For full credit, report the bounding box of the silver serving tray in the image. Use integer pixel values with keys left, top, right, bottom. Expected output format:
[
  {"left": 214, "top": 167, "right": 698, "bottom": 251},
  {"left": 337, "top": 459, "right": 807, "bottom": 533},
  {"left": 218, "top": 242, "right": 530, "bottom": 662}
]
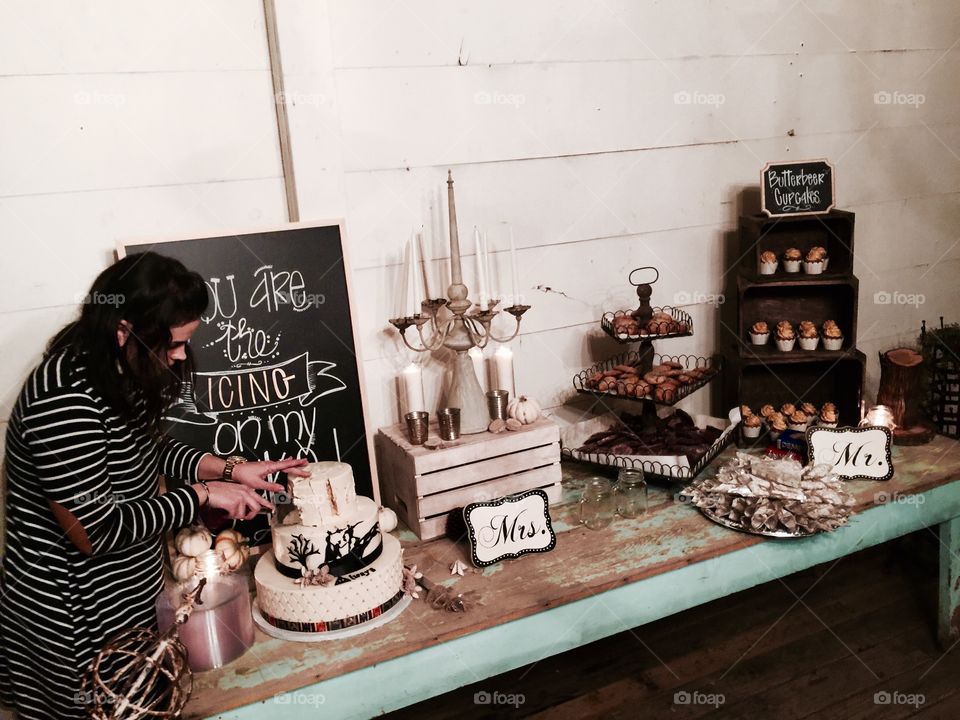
[{"left": 697, "top": 503, "right": 819, "bottom": 539}]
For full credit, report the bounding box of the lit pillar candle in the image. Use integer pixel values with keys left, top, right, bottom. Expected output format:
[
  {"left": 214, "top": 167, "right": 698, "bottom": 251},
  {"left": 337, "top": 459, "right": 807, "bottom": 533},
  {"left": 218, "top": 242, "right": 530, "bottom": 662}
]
[
  {"left": 494, "top": 345, "right": 515, "bottom": 396},
  {"left": 468, "top": 346, "right": 487, "bottom": 393},
  {"left": 401, "top": 362, "right": 425, "bottom": 412}
]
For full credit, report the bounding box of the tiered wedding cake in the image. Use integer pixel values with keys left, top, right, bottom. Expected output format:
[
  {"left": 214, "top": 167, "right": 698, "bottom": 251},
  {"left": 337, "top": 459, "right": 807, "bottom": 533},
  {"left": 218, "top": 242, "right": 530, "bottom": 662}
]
[{"left": 254, "top": 461, "right": 405, "bottom": 633}]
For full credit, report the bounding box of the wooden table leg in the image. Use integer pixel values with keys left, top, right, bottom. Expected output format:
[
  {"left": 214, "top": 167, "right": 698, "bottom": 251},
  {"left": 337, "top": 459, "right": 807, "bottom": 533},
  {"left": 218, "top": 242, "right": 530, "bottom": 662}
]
[{"left": 938, "top": 516, "right": 960, "bottom": 648}]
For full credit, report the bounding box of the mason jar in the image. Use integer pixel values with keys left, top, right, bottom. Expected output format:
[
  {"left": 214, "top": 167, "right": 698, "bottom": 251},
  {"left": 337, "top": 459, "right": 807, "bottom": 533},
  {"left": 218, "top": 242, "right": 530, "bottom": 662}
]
[
  {"left": 614, "top": 467, "right": 648, "bottom": 518},
  {"left": 579, "top": 477, "right": 616, "bottom": 530}
]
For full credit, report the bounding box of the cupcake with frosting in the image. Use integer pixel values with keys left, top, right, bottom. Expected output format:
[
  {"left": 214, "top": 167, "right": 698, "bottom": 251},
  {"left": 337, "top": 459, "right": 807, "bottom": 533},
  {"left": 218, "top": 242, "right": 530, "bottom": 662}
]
[
  {"left": 781, "top": 402, "right": 796, "bottom": 417},
  {"left": 750, "top": 321, "right": 770, "bottom": 345},
  {"left": 788, "top": 409, "right": 810, "bottom": 432},
  {"left": 801, "top": 402, "right": 818, "bottom": 418},
  {"left": 798, "top": 320, "right": 819, "bottom": 350},
  {"left": 822, "top": 320, "right": 844, "bottom": 350},
  {"left": 804, "top": 246, "right": 828, "bottom": 274},
  {"left": 740, "top": 404, "right": 753, "bottom": 419},
  {"left": 819, "top": 403, "right": 838, "bottom": 428},
  {"left": 759, "top": 404, "right": 776, "bottom": 419},
  {"left": 759, "top": 250, "right": 778, "bottom": 275},
  {"left": 776, "top": 321, "right": 796, "bottom": 351},
  {"left": 743, "top": 414, "right": 763, "bottom": 438},
  {"left": 768, "top": 413, "right": 788, "bottom": 439},
  {"left": 783, "top": 247, "right": 802, "bottom": 273}
]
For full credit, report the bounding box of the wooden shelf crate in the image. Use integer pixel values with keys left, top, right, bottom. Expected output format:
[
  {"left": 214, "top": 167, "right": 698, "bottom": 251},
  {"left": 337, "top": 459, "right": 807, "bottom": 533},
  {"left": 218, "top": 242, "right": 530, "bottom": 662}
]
[
  {"left": 739, "top": 209, "right": 855, "bottom": 280},
  {"left": 375, "top": 417, "right": 562, "bottom": 541}
]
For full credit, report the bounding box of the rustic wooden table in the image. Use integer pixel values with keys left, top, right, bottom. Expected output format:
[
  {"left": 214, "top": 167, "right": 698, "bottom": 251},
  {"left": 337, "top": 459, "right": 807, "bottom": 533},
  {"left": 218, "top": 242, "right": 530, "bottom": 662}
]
[{"left": 186, "top": 436, "right": 960, "bottom": 720}]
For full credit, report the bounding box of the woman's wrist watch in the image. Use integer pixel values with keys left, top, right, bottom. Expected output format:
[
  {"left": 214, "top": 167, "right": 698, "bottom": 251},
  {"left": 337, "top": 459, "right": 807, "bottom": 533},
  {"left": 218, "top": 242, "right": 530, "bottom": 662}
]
[{"left": 222, "top": 455, "right": 247, "bottom": 481}]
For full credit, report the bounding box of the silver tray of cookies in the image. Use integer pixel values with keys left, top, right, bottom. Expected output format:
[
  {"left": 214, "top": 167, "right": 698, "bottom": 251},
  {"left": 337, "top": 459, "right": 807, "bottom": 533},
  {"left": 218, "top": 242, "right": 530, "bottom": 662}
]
[
  {"left": 696, "top": 504, "right": 817, "bottom": 538},
  {"left": 573, "top": 350, "right": 721, "bottom": 406},
  {"left": 601, "top": 306, "right": 693, "bottom": 343}
]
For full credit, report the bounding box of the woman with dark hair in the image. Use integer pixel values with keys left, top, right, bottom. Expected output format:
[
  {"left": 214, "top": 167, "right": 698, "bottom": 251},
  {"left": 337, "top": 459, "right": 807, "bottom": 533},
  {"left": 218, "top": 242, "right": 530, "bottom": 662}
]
[{"left": 0, "top": 252, "right": 308, "bottom": 719}]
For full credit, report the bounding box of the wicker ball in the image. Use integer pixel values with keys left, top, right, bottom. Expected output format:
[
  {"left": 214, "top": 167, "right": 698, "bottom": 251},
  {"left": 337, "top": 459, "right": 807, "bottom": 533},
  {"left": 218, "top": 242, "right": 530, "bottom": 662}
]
[{"left": 84, "top": 626, "right": 192, "bottom": 719}]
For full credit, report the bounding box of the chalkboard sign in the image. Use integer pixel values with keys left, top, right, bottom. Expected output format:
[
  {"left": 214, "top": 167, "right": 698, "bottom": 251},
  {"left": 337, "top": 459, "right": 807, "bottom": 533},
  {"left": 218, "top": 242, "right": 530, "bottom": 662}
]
[
  {"left": 761, "top": 159, "right": 835, "bottom": 217},
  {"left": 120, "top": 222, "right": 375, "bottom": 544}
]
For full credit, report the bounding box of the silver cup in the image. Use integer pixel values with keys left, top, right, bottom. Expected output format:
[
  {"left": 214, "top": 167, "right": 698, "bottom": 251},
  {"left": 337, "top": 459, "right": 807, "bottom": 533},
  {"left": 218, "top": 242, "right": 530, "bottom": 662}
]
[
  {"left": 486, "top": 390, "right": 510, "bottom": 421},
  {"left": 437, "top": 408, "right": 461, "bottom": 441},
  {"left": 404, "top": 411, "right": 429, "bottom": 445}
]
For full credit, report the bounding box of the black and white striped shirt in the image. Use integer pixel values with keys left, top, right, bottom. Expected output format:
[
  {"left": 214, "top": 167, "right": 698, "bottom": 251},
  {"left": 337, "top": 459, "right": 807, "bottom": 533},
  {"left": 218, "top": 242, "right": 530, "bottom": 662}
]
[{"left": 1, "top": 348, "right": 207, "bottom": 719}]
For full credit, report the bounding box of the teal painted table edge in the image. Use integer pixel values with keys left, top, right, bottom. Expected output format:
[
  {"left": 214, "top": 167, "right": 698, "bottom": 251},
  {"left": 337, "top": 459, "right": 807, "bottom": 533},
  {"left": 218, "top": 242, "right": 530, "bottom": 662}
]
[{"left": 206, "top": 480, "right": 960, "bottom": 720}]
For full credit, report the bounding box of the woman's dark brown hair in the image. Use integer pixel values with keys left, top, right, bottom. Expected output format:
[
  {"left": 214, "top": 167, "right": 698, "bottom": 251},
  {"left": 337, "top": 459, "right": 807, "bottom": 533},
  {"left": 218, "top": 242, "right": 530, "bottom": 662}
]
[{"left": 48, "top": 252, "right": 208, "bottom": 434}]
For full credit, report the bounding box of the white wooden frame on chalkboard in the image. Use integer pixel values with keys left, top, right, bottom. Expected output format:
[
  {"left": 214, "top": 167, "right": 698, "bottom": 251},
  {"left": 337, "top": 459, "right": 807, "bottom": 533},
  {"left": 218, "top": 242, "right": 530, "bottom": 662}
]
[
  {"left": 117, "top": 219, "right": 381, "bottom": 503},
  {"left": 760, "top": 158, "right": 836, "bottom": 218}
]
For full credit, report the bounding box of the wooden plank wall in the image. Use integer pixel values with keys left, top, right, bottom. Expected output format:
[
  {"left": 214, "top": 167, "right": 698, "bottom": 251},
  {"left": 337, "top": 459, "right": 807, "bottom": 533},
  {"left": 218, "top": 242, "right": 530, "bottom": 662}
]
[
  {"left": 277, "top": 0, "right": 960, "bottom": 430},
  {"left": 2, "top": 1, "right": 959, "bottom": 541}
]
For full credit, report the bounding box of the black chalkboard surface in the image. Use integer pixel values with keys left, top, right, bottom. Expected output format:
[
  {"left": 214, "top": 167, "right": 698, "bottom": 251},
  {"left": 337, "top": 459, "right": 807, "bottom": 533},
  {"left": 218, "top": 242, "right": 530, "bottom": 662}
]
[
  {"left": 761, "top": 159, "right": 835, "bottom": 217},
  {"left": 120, "top": 222, "right": 375, "bottom": 544}
]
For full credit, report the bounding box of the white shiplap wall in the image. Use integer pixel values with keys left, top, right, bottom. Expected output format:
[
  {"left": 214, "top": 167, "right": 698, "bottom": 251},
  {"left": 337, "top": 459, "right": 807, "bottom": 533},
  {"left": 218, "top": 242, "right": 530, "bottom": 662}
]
[
  {"left": 2, "top": 1, "right": 959, "bottom": 514},
  {"left": 0, "top": 0, "right": 288, "bottom": 544},
  {"left": 281, "top": 0, "right": 960, "bottom": 428}
]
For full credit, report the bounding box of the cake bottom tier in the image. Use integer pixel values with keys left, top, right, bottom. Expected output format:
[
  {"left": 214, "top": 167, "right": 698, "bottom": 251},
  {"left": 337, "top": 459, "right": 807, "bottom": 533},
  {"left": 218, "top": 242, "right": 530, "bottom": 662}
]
[{"left": 255, "top": 533, "right": 404, "bottom": 633}]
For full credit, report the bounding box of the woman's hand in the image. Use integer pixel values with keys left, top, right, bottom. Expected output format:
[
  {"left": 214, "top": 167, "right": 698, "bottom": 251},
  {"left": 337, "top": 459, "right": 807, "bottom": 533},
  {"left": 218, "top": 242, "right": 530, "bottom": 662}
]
[
  {"left": 230, "top": 458, "right": 310, "bottom": 492},
  {"left": 202, "top": 481, "right": 274, "bottom": 521}
]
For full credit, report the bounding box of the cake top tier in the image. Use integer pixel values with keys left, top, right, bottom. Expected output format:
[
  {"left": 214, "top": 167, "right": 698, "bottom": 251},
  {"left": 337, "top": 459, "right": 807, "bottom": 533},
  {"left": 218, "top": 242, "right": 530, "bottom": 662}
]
[{"left": 290, "top": 461, "right": 357, "bottom": 525}]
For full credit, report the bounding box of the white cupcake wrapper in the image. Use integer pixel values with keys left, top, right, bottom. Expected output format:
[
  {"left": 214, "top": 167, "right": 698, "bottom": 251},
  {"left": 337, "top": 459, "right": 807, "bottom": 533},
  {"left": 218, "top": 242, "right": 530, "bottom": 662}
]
[
  {"left": 799, "top": 337, "right": 819, "bottom": 350},
  {"left": 822, "top": 336, "right": 844, "bottom": 350},
  {"left": 803, "top": 261, "right": 824, "bottom": 274},
  {"left": 783, "top": 260, "right": 801, "bottom": 272},
  {"left": 776, "top": 338, "right": 796, "bottom": 351},
  {"left": 750, "top": 332, "right": 770, "bottom": 345},
  {"left": 759, "top": 261, "right": 778, "bottom": 275},
  {"left": 743, "top": 425, "right": 762, "bottom": 438}
]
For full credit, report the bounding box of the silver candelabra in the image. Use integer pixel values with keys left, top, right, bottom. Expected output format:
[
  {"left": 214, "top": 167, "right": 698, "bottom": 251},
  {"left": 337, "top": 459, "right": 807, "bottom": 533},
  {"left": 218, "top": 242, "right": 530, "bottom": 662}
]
[{"left": 388, "top": 171, "right": 530, "bottom": 434}]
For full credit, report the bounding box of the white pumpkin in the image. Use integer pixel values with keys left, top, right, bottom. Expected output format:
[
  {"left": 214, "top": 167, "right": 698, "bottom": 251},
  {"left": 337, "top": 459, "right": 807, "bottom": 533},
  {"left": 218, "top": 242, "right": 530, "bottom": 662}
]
[
  {"left": 171, "top": 553, "right": 198, "bottom": 581},
  {"left": 214, "top": 529, "right": 246, "bottom": 549},
  {"left": 378, "top": 506, "right": 399, "bottom": 533},
  {"left": 175, "top": 525, "right": 212, "bottom": 557},
  {"left": 507, "top": 395, "right": 542, "bottom": 425},
  {"left": 218, "top": 541, "right": 250, "bottom": 572}
]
